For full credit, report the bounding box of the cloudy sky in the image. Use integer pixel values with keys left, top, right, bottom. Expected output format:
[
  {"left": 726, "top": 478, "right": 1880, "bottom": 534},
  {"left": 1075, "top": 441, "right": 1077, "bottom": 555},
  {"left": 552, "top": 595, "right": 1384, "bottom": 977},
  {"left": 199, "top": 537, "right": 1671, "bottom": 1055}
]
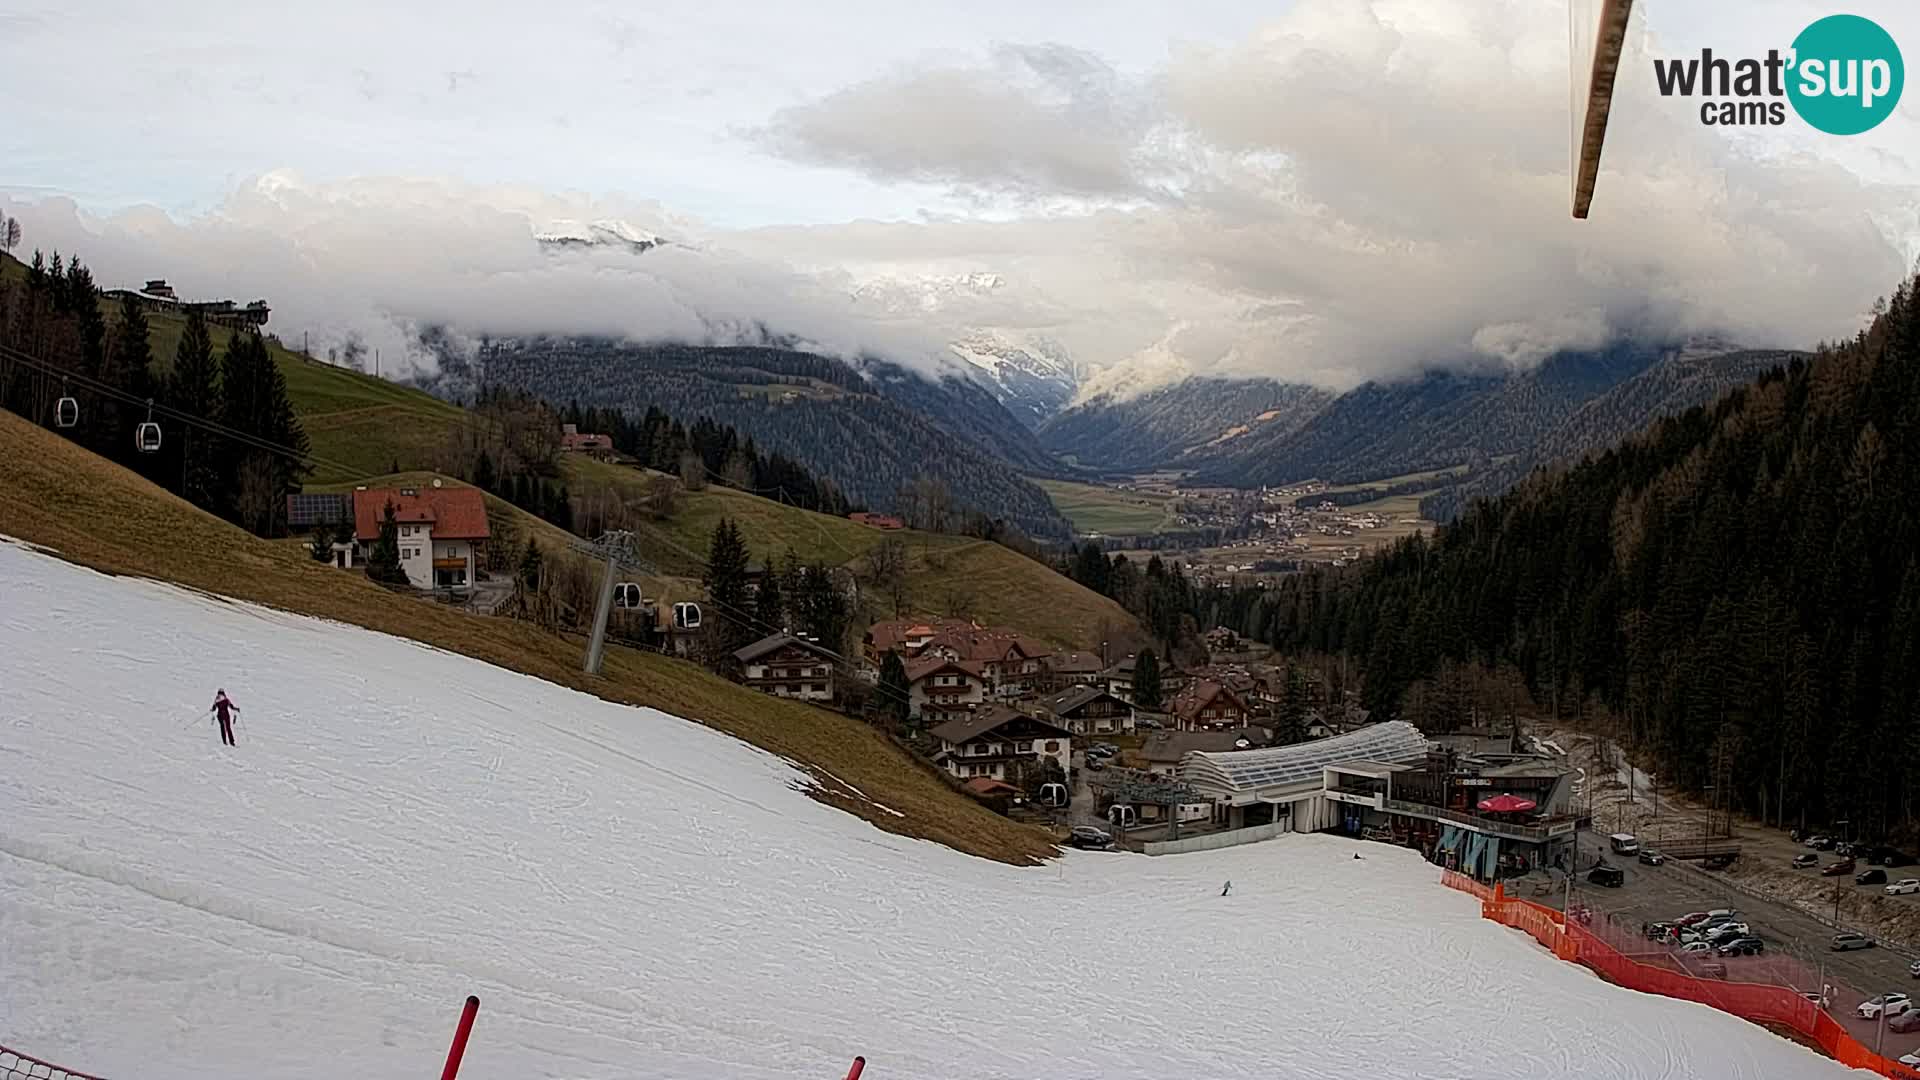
[{"left": 2, "top": 0, "right": 1916, "bottom": 394}]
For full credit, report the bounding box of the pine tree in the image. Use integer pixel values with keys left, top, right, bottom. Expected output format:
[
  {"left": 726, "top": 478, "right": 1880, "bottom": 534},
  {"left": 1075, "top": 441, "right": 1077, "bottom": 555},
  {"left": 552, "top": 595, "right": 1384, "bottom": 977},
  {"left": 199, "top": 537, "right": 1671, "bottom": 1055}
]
[
  {"left": 474, "top": 448, "right": 496, "bottom": 493},
  {"left": 878, "top": 649, "right": 911, "bottom": 730},
  {"left": 797, "top": 562, "right": 851, "bottom": 654},
  {"left": 1277, "top": 663, "right": 1307, "bottom": 745},
  {"left": 365, "top": 502, "right": 409, "bottom": 585},
  {"left": 754, "top": 554, "right": 787, "bottom": 632},
  {"left": 517, "top": 542, "right": 545, "bottom": 592},
  {"left": 703, "top": 517, "right": 753, "bottom": 656},
  {"left": 168, "top": 309, "right": 221, "bottom": 511},
  {"left": 1134, "top": 648, "right": 1163, "bottom": 710},
  {"left": 309, "top": 522, "right": 334, "bottom": 562}
]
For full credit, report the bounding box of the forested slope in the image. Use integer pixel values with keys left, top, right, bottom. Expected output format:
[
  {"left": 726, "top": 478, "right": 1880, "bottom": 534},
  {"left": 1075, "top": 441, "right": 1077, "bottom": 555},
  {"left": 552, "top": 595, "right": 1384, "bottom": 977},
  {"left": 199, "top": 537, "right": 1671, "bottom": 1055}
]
[
  {"left": 1206, "top": 272, "right": 1920, "bottom": 838},
  {"left": 1418, "top": 348, "right": 1805, "bottom": 520},
  {"left": 475, "top": 341, "right": 1070, "bottom": 539}
]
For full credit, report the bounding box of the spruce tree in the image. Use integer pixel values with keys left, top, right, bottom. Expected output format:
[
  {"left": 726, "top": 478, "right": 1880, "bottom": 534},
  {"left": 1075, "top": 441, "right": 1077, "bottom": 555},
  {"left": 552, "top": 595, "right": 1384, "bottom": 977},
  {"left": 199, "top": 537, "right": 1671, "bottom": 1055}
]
[
  {"left": 797, "top": 562, "right": 851, "bottom": 654},
  {"left": 1134, "top": 648, "right": 1163, "bottom": 710},
  {"left": 309, "top": 522, "right": 335, "bottom": 562},
  {"left": 517, "top": 542, "right": 545, "bottom": 592},
  {"left": 366, "top": 502, "right": 409, "bottom": 585},
  {"left": 168, "top": 309, "right": 222, "bottom": 511},
  {"left": 754, "top": 553, "right": 787, "bottom": 632},
  {"left": 878, "top": 649, "right": 911, "bottom": 730},
  {"left": 104, "top": 291, "right": 156, "bottom": 470},
  {"left": 703, "top": 517, "right": 752, "bottom": 655},
  {"left": 1277, "top": 663, "right": 1307, "bottom": 745},
  {"left": 474, "top": 448, "right": 496, "bottom": 493}
]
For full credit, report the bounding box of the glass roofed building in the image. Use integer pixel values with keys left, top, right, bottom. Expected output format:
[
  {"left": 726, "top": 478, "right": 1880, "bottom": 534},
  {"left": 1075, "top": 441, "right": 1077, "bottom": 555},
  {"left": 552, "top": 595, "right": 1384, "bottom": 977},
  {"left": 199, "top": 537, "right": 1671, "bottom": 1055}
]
[{"left": 1180, "top": 721, "right": 1432, "bottom": 832}]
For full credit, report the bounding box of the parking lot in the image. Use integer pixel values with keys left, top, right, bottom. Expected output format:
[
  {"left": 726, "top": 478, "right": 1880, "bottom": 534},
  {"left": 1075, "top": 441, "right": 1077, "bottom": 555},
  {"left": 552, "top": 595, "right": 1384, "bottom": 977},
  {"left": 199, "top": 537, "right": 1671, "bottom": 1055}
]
[{"left": 1567, "top": 853, "right": 1920, "bottom": 1063}]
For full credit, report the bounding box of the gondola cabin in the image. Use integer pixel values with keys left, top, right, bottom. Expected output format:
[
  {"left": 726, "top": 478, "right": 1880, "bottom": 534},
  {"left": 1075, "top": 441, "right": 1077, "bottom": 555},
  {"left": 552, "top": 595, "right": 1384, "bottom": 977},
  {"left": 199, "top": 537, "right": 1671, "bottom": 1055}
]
[{"left": 55, "top": 396, "right": 78, "bottom": 428}]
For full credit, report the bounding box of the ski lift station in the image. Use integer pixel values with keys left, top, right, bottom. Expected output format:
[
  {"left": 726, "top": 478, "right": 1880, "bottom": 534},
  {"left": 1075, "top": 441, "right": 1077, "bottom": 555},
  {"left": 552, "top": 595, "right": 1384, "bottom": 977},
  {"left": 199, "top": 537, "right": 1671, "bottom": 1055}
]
[
  {"left": 1179, "top": 720, "right": 1583, "bottom": 881},
  {"left": 1181, "top": 721, "right": 1434, "bottom": 833}
]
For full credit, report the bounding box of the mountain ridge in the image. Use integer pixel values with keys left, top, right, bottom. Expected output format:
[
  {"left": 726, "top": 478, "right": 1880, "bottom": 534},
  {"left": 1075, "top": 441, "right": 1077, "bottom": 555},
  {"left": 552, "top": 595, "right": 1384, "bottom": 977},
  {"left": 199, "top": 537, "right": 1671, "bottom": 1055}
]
[{"left": 470, "top": 339, "right": 1074, "bottom": 539}]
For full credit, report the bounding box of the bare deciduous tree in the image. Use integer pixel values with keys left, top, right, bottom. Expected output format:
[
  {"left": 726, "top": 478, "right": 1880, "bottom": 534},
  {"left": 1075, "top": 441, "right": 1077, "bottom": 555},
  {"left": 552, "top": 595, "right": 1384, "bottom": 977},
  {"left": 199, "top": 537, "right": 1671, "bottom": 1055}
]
[
  {"left": 235, "top": 453, "right": 279, "bottom": 536},
  {"left": 649, "top": 473, "right": 680, "bottom": 519},
  {"left": 679, "top": 451, "right": 708, "bottom": 491}
]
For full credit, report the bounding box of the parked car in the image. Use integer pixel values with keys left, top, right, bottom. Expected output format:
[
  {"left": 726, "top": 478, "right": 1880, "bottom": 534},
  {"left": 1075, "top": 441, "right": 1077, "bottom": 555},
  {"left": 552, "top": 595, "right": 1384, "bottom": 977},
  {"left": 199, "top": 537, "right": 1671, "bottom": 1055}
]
[
  {"left": 1899, "top": 1050, "right": 1920, "bottom": 1069},
  {"left": 1679, "top": 941, "right": 1715, "bottom": 954},
  {"left": 1792, "top": 853, "right": 1819, "bottom": 869},
  {"left": 1857, "top": 993, "right": 1911, "bottom": 1019},
  {"left": 1677, "top": 911, "right": 1712, "bottom": 926},
  {"left": 1088, "top": 743, "right": 1120, "bottom": 758},
  {"left": 1639, "top": 849, "right": 1667, "bottom": 866},
  {"left": 1836, "top": 842, "right": 1856, "bottom": 857},
  {"left": 1888, "top": 850, "right": 1917, "bottom": 867},
  {"left": 1831, "top": 932, "right": 1877, "bottom": 951},
  {"left": 1705, "top": 923, "right": 1752, "bottom": 943},
  {"left": 1717, "top": 937, "right": 1766, "bottom": 956},
  {"left": 1891, "top": 1008, "right": 1920, "bottom": 1033},
  {"left": 1645, "top": 921, "right": 1677, "bottom": 940},
  {"left": 1823, "top": 859, "right": 1857, "bottom": 876},
  {"left": 1800, "top": 990, "right": 1833, "bottom": 1008},
  {"left": 1888, "top": 879, "right": 1920, "bottom": 896},
  {"left": 1084, "top": 757, "right": 1107, "bottom": 772},
  {"left": 1858, "top": 868, "right": 1889, "bottom": 885},
  {"left": 1909, "top": 959, "right": 1920, "bottom": 980},
  {"left": 1067, "top": 826, "right": 1114, "bottom": 850},
  {"left": 1806, "top": 835, "right": 1833, "bottom": 849},
  {"left": 1587, "top": 865, "right": 1625, "bottom": 888}
]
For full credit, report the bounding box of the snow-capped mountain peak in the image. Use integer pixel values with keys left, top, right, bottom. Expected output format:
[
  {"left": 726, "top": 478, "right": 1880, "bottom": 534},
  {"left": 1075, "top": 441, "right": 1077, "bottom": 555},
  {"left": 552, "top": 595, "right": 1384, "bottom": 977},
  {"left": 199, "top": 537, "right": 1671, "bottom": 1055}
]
[
  {"left": 947, "top": 330, "right": 1081, "bottom": 430},
  {"left": 533, "top": 218, "right": 667, "bottom": 254}
]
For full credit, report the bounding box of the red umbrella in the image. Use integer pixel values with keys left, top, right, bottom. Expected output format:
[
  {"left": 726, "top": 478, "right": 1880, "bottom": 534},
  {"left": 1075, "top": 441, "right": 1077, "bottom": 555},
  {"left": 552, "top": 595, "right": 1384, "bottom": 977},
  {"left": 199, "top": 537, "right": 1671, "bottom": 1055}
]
[{"left": 1477, "top": 793, "right": 1537, "bottom": 813}]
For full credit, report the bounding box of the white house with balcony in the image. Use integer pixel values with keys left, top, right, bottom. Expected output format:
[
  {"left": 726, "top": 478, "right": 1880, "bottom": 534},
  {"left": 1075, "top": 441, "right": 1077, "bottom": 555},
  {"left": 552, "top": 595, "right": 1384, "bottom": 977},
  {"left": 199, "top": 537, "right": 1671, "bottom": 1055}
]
[
  {"left": 928, "top": 705, "right": 1072, "bottom": 784},
  {"left": 351, "top": 483, "right": 490, "bottom": 591}
]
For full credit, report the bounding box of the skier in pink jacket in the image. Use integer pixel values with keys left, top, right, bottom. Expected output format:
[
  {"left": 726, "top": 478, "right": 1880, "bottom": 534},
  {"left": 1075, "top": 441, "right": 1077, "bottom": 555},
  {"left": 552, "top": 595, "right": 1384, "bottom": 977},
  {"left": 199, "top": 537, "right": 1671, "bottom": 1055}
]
[{"left": 211, "top": 689, "right": 240, "bottom": 746}]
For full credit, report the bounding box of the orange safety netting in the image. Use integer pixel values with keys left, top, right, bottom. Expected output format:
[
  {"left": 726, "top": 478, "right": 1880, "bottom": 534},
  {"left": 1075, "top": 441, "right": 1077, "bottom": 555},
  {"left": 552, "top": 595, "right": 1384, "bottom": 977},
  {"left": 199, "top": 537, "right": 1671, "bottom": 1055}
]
[{"left": 1441, "top": 874, "right": 1915, "bottom": 1077}]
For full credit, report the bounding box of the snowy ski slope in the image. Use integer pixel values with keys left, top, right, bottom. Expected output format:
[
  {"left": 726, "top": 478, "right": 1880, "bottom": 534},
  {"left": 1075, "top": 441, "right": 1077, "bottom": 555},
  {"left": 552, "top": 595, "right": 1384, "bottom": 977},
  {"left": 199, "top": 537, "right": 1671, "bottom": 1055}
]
[{"left": 0, "top": 540, "right": 1863, "bottom": 1079}]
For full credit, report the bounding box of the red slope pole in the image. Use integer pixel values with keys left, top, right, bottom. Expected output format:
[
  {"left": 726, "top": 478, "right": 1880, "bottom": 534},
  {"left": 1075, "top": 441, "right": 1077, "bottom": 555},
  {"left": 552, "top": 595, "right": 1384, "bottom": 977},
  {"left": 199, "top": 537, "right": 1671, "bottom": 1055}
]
[
  {"left": 441, "top": 995, "right": 481, "bottom": 1080},
  {"left": 844, "top": 1056, "right": 867, "bottom": 1080}
]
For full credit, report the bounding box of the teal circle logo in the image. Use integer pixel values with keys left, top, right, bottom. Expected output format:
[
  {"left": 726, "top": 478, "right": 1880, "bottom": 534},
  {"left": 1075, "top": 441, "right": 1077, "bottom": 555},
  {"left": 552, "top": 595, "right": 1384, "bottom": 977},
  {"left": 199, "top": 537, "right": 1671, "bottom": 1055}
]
[{"left": 1787, "top": 15, "right": 1903, "bottom": 135}]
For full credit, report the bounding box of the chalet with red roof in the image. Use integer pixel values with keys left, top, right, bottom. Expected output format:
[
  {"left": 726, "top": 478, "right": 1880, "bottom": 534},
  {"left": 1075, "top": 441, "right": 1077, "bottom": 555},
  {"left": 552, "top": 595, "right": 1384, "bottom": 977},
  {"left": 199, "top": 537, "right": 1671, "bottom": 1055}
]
[
  {"left": 559, "top": 423, "right": 614, "bottom": 457},
  {"left": 350, "top": 483, "right": 490, "bottom": 591},
  {"left": 847, "top": 512, "right": 904, "bottom": 530},
  {"left": 905, "top": 657, "right": 988, "bottom": 722},
  {"left": 929, "top": 704, "right": 1073, "bottom": 784},
  {"left": 1170, "top": 679, "right": 1253, "bottom": 732},
  {"left": 864, "top": 617, "right": 1053, "bottom": 698}
]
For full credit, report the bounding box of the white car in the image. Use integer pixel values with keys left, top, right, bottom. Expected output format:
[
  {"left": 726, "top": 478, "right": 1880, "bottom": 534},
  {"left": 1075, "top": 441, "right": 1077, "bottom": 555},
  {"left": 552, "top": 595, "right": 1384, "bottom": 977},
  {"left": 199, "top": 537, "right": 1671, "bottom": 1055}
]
[
  {"left": 1857, "top": 993, "right": 1911, "bottom": 1019},
  {"left": 1902, "top": 1050, "right": 1920, "bottom": 1069},
  {"left": 1887, "top": 879, "right": 1920, "bottom": 895},
  {"left": 1679, "top": 941, "right": 1714, "bottom": 954}
]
